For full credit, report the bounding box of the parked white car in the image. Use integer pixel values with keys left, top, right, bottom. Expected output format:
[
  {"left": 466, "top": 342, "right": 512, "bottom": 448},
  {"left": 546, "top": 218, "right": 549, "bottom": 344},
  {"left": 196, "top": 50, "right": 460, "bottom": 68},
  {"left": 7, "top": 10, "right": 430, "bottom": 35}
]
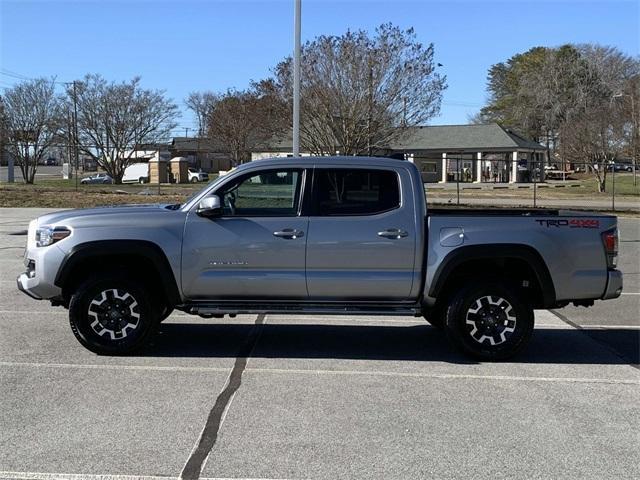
[
  {"left": 122, "top": 163, "right": 149, "bottom": 184},
  {"left": 188, "top": 168, "right": 209, "bottom": 183}
]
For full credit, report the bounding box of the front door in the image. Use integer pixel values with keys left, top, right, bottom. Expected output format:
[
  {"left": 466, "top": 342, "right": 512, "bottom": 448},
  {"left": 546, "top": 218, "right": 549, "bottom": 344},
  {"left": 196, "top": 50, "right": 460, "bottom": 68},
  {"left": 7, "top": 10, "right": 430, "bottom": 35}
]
[
  {"left": 305, "top": 167, "right": 416, "bottom": 300},
  {"left": 182, "top": 168, "right": 308, "bottom": 300}
]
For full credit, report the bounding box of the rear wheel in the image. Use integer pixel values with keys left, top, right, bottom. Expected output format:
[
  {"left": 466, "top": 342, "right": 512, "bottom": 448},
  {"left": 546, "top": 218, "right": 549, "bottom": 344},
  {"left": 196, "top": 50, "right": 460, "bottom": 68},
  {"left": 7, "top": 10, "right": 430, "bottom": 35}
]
[
  {"left": 69, "top": 274, "right": 159, "bottom": 355},
  {"left": 190, "top": 177, "right": 198, "bottom": 183},
  {"left": 444, "top": 281, "right": 534, "bottom": 360}
]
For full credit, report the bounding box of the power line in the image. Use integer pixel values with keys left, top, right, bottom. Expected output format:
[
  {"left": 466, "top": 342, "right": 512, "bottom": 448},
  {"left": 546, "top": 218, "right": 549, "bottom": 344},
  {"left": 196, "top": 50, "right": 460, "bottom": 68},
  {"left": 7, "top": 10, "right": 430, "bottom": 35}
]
[
  {"left": 0, "top": 69, "right": 32, "bottom": 81},
  {"left": 0, "top": 69, "right": 71, "bottom": 86}
]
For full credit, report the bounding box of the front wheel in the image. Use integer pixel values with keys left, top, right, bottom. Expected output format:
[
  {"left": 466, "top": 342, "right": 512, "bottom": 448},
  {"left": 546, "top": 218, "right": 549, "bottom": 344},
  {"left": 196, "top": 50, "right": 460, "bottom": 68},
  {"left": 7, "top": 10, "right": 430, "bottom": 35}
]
[
  {"left": 69, "top": 274, "right": 159, "bottom": 355},
  {"left": 444, "top": 282, "right": 534, "bottom": 360}
]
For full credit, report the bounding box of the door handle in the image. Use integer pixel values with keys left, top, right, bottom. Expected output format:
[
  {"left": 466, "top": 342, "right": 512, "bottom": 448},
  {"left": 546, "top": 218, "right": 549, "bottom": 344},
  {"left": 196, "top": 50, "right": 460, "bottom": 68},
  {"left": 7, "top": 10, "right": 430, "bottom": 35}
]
[
  {"left": 378, "top": 228, "right": 408, "bottom": 239},
  {"left": 273, "top": 228, "right": 304, "bottom": 239}
]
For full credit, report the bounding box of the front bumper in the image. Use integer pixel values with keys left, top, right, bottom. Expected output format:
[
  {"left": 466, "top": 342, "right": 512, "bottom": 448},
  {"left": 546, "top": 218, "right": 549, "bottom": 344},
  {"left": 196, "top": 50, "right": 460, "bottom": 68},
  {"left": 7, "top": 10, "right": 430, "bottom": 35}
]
[
  {"left": 601, "top": 269, "right": 623, "bottom": 300},
  {"left": 17, "top": 274, "right": 43, "bottom": 300},
  {"left": 16, "top": 243, "right": 65, "bottom": 301}
]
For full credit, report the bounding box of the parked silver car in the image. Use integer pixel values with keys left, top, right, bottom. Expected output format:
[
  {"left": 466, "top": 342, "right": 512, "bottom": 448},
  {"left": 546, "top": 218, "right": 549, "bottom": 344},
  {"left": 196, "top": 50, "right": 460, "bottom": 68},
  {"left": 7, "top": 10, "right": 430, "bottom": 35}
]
[{"left": 80, "top": 173, "right": 113, "bottom": 184}]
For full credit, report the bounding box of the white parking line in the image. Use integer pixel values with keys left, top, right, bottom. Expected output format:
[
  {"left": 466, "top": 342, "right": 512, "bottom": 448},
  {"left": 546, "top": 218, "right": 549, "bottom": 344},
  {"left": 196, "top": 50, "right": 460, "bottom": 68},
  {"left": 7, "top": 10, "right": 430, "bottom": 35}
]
[
  {"left": 0, "top": 473, "right": 294, "bottom": 480},
  {"left": 536, "top": 323, "right": 640, "bottom": 329},
  {"left": 0, "top": 473, "right": 173, "bottom": 480},
  {"left": 0, "top": 310, "right": 67, "bottom": 314},
  {"left": 243, "top": 367, "right": 640, "bottom": 385},
  {"left": 0, "top": 361, "right": 637, "bottom": 385},
  {"left": 0, "top": 361, "right": 230, "bottom": 373}
]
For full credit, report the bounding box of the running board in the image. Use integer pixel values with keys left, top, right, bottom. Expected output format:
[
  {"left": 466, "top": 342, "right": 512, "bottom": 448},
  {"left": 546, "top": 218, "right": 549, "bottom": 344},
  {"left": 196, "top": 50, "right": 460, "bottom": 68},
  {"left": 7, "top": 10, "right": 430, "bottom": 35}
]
[{"left": 182, "top": 302, "right": 422, "bottom": 317}]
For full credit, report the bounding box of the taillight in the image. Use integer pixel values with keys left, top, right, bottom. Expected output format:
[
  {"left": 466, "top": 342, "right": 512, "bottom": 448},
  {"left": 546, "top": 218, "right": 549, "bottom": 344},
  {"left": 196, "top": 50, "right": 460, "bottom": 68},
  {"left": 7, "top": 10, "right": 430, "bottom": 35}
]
[{"left": 602, "top": 228, "right": 618, "bottom": 269}]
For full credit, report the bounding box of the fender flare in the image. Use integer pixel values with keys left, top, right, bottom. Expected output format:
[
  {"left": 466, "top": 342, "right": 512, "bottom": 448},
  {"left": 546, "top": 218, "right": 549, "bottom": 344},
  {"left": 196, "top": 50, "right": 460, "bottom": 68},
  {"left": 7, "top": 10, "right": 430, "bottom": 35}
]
[
  {"left": 428, "top": 244, "right": 556, "bottom": 307},
  {"left": 54, "top": 240, "right": 181, "bottom": 307}
]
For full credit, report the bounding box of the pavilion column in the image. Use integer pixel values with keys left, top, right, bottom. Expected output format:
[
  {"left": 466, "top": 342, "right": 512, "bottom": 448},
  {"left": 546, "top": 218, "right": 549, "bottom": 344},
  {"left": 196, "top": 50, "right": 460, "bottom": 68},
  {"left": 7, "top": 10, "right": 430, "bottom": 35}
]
[
  {"left": 439, "top": 152, "right": 447, "bottom": 183},
  {"left": 537, "top": 152, "right": 545, "bottom": 182},
  {"left": 474, "top": 152, "right": 482, "bottom": 183},
  {"left": 510, "top": 151, "right": 518, "bottom": 183}
]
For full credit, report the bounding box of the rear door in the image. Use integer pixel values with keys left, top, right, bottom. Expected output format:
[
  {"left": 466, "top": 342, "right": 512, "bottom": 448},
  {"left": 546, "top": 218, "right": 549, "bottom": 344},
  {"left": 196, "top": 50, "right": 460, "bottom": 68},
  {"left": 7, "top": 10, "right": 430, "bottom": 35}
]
[
  {"left": 305, "top": 167, "right": 416, "bottom": 300},
  {"left": 181, "top": 167, "right": 309, "bottom": 300}
]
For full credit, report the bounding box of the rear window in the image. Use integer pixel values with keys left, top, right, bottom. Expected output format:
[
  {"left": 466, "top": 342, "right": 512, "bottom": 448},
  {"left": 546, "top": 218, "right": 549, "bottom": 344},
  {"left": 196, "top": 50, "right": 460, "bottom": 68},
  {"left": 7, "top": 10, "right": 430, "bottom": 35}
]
[{"left": 312, "top": 169, "right": 400, "bottom": 216}]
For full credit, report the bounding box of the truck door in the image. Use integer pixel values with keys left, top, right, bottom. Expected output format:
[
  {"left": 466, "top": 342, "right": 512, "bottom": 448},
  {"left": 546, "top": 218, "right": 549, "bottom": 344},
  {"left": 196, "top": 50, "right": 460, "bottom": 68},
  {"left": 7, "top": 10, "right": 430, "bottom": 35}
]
[
  {"left": 181, "top": 168, "right": 308, "bottom": 300},
  {"left": 305, "top": 167, "right": 416, "bottom": 300}
]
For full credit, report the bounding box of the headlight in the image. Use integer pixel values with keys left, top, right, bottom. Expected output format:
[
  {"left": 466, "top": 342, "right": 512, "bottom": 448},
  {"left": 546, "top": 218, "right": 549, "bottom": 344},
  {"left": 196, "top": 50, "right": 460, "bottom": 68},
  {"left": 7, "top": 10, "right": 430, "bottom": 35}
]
[{"left": 36, "top": 226, "right": 71, "bottom": 247}]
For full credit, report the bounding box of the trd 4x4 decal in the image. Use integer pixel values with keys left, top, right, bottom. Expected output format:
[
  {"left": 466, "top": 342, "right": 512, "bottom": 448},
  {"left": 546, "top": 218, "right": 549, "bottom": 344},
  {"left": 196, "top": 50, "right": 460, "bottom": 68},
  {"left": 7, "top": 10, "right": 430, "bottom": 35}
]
[{"left": 535, "top": 219, "right": 600, "bottom": 228}]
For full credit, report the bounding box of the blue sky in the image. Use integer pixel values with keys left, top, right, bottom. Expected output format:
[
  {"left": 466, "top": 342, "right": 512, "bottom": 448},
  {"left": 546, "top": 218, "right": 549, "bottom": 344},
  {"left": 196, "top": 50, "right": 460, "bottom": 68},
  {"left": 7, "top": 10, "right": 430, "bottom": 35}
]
[{"left": 1, "top": 0, "right": 638, "bottom": 135}]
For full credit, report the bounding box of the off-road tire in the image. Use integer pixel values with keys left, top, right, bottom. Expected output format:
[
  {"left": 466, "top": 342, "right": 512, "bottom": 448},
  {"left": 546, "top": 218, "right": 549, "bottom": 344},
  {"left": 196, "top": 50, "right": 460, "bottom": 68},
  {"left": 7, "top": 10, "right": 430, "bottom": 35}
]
[
  {"left": 69, "top": 273, "right": 159, "bottom": 355},
  {"left": 444, "top": 281, "right": 534, "bottom": 360}
]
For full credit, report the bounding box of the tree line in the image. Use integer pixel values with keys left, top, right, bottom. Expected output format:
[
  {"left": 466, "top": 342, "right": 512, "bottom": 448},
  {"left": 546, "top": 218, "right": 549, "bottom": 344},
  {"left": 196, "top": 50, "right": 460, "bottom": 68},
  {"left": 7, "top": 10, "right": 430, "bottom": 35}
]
[
  {"left": 0, "top": 24, "right": 446, "bottom": 184},
  {"left": 472, "top": 44, "right": 639, "bottom": 192},
  {"left": 1, "top": 24, "right": 637, "bottom": 191},
  {"left": 0, "top": 75, "right": 179, "bottom": 183}
]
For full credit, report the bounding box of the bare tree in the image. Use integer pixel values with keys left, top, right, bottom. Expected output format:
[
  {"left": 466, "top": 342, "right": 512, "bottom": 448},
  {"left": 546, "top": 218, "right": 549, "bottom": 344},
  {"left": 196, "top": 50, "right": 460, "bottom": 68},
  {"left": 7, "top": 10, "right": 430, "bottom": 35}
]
[
  {"left": 560, "top": 45, "right": 639, "bottom": 191},
  {"left": 561, "top": 109, "right": 620, "bottom": 192},
  {"left": 1, "top": 78, "right": 63, "bottom": 183},
  {"left": 479, "top": 43, "right": 639, "bottom": 187},
  {"left": 69, "top": 74, "right": 178, "bottom": 183},
  {"left": 185, "top": 91, "right": 217, "bottom": 136},
  {"left": 207, "top": 81, "right": 290, "bottom": 166},
  {"left": 270, "top": 23, "right": 446, "bottom": 155}
]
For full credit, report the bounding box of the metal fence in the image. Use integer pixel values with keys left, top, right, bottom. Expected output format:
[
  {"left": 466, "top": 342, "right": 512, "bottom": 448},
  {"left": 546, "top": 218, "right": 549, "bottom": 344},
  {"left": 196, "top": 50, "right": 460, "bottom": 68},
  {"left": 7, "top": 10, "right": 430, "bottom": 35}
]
[
  {"left": 1, "top": 157, "right": 639, "bottom": 212},
  {"left": 424, "top": 157, "right": 639, "bottom": 212}
]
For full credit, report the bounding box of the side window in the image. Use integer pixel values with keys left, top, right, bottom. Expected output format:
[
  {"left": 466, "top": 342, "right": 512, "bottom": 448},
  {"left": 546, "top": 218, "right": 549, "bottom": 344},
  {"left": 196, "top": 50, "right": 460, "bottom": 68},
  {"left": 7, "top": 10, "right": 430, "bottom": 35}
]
[
  {"left": 313, "top": 169, "right": 400, "bottom": 216},
  {"left": 218, "top": 169, "right": 302, "bottom": 216}
]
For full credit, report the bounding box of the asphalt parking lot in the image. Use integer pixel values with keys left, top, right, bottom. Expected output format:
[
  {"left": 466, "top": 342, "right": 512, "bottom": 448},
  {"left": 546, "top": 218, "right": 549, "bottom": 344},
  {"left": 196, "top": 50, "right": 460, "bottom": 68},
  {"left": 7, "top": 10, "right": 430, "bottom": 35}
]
[{"left": 0, "top": 208, "right": 638, "bottom": 480}]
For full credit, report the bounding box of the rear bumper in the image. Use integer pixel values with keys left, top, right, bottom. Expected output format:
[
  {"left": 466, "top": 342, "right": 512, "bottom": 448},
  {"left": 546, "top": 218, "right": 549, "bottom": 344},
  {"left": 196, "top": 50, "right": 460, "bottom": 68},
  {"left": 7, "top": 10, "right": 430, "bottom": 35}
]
[{"left": 601, "top": 269, "right": 623, "bottom": 300}]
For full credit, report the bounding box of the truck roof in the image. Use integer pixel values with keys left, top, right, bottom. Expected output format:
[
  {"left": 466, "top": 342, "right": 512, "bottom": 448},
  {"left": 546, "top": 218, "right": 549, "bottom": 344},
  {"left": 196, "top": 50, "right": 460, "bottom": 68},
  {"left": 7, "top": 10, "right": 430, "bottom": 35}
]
[{"left": 239, "top": 156, "right": 407, "bottom": 170}]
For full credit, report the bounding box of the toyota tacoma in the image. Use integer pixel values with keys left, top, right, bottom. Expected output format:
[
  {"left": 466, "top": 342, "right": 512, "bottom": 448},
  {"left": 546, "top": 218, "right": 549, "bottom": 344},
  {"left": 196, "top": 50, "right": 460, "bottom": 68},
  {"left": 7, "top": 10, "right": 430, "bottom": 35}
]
[{"left": 17, "top": 157, "right": 623, "bottom": 359}]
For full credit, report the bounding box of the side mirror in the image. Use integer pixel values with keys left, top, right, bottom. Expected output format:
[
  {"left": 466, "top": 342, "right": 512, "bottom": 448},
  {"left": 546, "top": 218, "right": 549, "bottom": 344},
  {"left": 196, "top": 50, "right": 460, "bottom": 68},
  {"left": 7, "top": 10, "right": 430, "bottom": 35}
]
[{"left": 196, "top": 195, "right": 222, "bottom": 217}]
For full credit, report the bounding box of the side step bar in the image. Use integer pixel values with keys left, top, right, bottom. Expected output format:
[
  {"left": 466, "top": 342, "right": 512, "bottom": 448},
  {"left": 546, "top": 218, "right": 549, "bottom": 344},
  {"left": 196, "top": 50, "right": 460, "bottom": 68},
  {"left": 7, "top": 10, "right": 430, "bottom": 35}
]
[{"left": 180, "top": 302, "right": 422, "bottom": 317}]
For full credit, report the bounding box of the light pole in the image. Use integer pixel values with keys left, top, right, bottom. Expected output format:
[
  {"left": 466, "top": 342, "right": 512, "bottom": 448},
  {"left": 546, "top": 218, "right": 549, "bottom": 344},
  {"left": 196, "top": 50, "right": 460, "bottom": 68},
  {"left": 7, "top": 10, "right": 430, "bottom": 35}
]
[
  {"left": 613, "top": 92, "right": 637, "bottom": 186},
  {"left": 72, "top": 81, "right": 79, "bottom": 191},
  {"left": 292, "top": 0, "right": 301, "bottom": 157}
]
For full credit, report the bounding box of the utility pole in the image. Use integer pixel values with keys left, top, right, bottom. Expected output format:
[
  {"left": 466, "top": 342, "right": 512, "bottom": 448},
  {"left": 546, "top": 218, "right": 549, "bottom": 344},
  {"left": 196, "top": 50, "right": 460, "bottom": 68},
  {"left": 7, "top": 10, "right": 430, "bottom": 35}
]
[
  {"left": 631, "top": 94, "right": 637, "bottom": 186},
  {"left": 367, "top": 60, "right": 373, "bottom": 156},
  {"left": 292, "top": 0, "right": 301, "bottom": 157}
]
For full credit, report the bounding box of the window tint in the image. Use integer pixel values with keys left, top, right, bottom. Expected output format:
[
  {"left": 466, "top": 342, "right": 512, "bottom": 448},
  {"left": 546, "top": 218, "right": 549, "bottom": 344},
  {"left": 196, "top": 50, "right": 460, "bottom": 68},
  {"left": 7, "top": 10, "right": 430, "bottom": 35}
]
[
  {"left": 313, "top": 169, "right": 400, "bottom": 216},
  {"left": 219, "top": 169, "right": 302, "bottom": 216}
]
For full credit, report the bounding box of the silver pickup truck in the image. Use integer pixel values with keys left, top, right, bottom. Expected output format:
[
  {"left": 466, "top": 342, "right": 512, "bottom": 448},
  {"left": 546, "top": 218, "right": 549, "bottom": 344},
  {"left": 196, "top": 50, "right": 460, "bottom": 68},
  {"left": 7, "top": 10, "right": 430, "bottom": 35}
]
[{"left": 17, "top": 157, "right": 622, "bottom": 359}]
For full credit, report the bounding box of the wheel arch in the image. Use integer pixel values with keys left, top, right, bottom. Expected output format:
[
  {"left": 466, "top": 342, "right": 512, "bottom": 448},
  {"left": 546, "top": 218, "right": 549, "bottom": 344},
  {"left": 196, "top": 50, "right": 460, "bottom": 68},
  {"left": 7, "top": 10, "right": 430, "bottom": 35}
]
[
  {"left": 428, "top": 244, "right": 556, "bottom": 308},
  {"left": 55, "top": 240, "right": 181, "bottom": 308}
]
